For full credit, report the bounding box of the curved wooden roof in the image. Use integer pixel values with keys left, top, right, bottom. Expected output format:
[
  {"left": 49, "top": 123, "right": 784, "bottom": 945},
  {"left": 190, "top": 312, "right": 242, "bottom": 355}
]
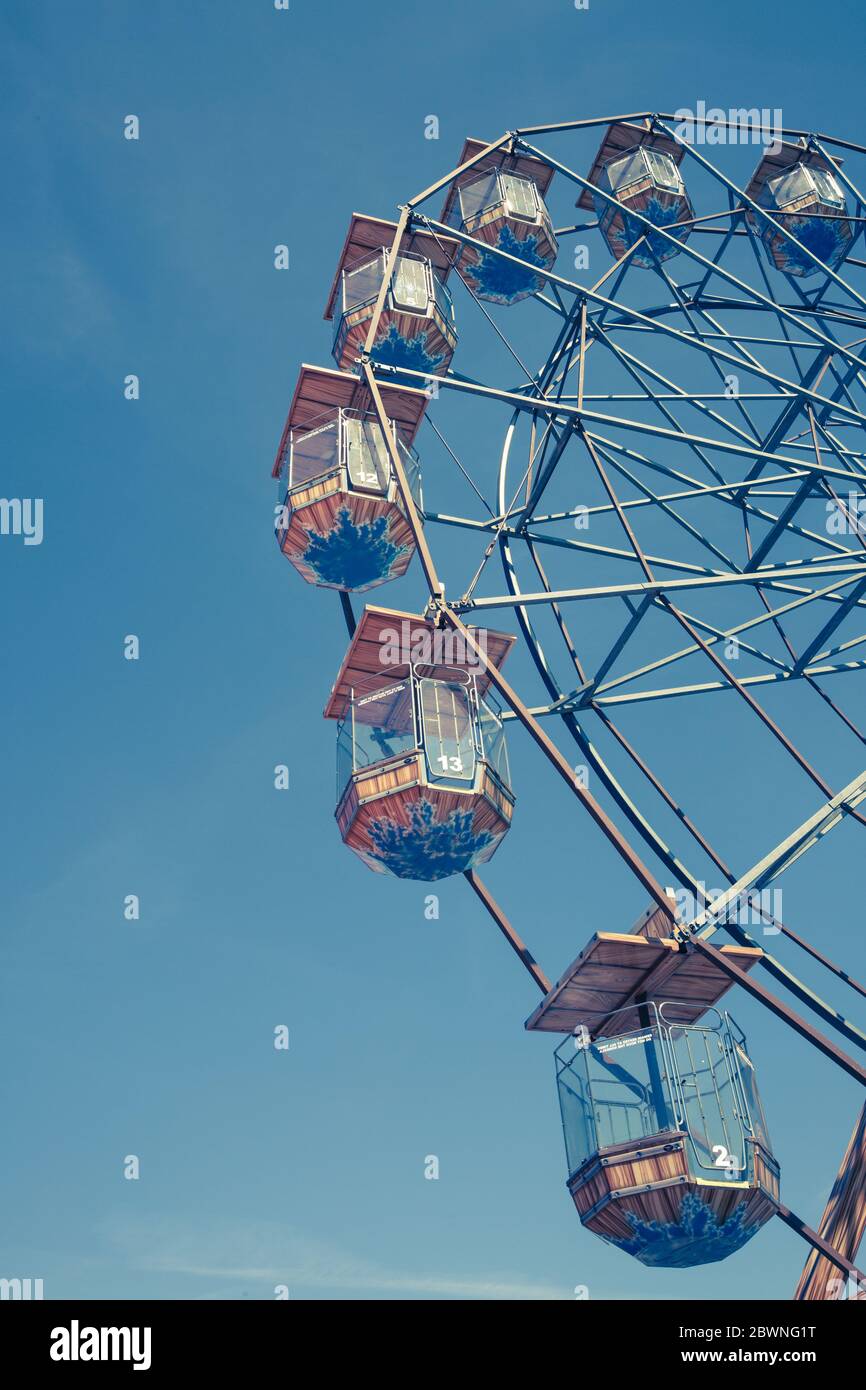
[
  {"left": 324, "top": 606, "right": 515, "bottom": 720},
  {"left": 271, "top": 365, "right": 429, "bottom": 478},
  {"left": 525, "top": 932, "right": 762, "bottom": 1036}
]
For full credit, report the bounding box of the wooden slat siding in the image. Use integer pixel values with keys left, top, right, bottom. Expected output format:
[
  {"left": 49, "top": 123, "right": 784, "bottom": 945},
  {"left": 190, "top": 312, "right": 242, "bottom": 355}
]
[
  {"left": 602, "top": 188, "right": 688, "bottom": 262},
  {"left": 618, "top": 183, "right": 682, "bottom": 216},
  {"left": 478, "top": 765, "right": 515, "bottom": 820},
  {"left": 632, "top": 892, "right": 679, "bottom": 939},
  {"left": 461, "top": 209, "right": 555, "bottom": 254},
  {"left": 578, "top": 120, "right": 687, "bottom": 210},
  {"left": 339, "top": 772, "right": 511, "bottom": 869},
  {"left": 340, "top": 763, "right": 423, "bottom": 848},
  {"left": 336, "top": 757, "right": 422, "bottom": 839},
  {"left": 582, "top": 1177, "right": 773, "bottom": 1246},
  {"left": 335, "top": 780, "right": 359, "bottom": 839},
  {"left": 285, "top": 474, "right": 341, "bottom": 512},
  {"left": 325, "top": 608, "right": 516, "bottom": 719},
  {"left": 351, "top": 782, "right": 510, "bottom": 839},
  {"left": 596, "top": 1179, "right": 691, "bottom": 1241},
  {"left": 742, "top": 1189, "right": 779, "bottom": 1228},
  {"left": 525, "top": 933, "right": 763, "bottom": 1035},
  {"left": 569, "top": 1125, "right": 779, "bottom": 1245},
  {"left": 280, "top": 490, "right": 416, "bottom": 588},
  {"left": 765, "top": 212, "right": 852, "bottom": 275},
  {"left": 795, "top": 1103, "right": 866, "bottom": 1300},
  {"left": 459, "top": 211, "right": 558, "bottom": 286},
  {"left": 389, "top": 308, "right": 454, "bottom": 347},
  {"left": 569, "top": 1134, "right": 687, "bottom": 1210},
  {"left": 354, "top": 758, "right": 422, "bottom": 803},
  {"left": 699, "top": 1182, "right": 751, "bottom": 1225},
  {"left": 752, "top": 1145, "right": 781, "bottom": 1204},
  {"left": 440, "top": 138, "right": 556, "bottom": 225}
]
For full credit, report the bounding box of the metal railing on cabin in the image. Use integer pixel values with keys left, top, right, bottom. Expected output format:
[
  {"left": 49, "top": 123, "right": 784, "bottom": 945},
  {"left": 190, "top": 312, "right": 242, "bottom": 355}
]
[
  {"left": 334, "top": 248, "right": 456, "bottom": 353},
  {"left": 335, "top": 669, "right": 511, "bottom": 805},
  {"left": 275, "top": 407, "right": 422, "bottom": 515}
]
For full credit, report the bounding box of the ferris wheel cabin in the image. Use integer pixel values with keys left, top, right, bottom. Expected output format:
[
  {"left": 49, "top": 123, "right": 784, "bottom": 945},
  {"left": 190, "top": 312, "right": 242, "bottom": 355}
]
[
  {"left": 325, "top": 215, "right": 460, "bottom": 378},
  {"left": 581, "top": 121, "right": 694, "bottom": 268},
  {"left": 272, "top": 365, "right": 429, "bottom": 591},
  {"left": 324, "top": 607, "right": 516, "bottom": 880},
  {"left": 744, "top": 141, "right": 855, "bottom": 278},
  {"left": 527, "top": 911, "right": 779, "bottom": 1268},
  {"left": 441, "top": 139, "right": 558, "bottom": 304}
]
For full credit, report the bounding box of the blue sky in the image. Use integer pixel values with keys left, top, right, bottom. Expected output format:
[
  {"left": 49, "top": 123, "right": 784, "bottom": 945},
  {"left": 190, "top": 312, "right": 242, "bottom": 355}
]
[{"left": 2, "top": 0, "right": 866, "bottom": 1300}]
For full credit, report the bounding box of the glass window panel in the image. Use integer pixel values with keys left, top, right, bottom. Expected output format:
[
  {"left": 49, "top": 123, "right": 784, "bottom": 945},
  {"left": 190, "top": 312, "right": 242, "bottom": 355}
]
[
  {"left": 342, "top": 255, "right": 385, "bottom": 312},
  {"left": 768, "top": 165, "right": 814, "bottom": 208},
  {"left": 351, "top": 682, "right": 417, "bottom": 770},
  {"left": 501, "top": 172, "right": 538, "bottom": 219},
  {"left": 733, "top": 1041, "right": 771, "bottom": 1151},
  {"left": 811, "top": 167, "right": 845, "bottom": 205},
  {"left": 289, "top": 420, "right": 339, "bottom": 487},
  {"left": 419, "top": 678, "right": 475, "bottom": 783},
  {"left": 645, "top": 149, "right": 680, "bottom": 191},
  {"left": 431, "top": 270, "right": 454, "bottom": 327},
  {"left": 336, "top": 716, "right": 354, "bottom": 800},
  {"left": 458, "top": 171, "right": 499, "bottom": 222},
  {"left": 392, "top": 255, "right": 429, "bottom": 310},
  {"left": 478, "top": 698, "right": 510, "bottom": 787},
  {"left": 398, "top": 439, "right": 423, "bottom": 510},
  {"left": 556, "top": 1045, "right": 595, "bottom": 1176},
  {"left": 586, "top": 1029, "right": 673, "bottom": 1148},
  {"left": 344, "top": 415, "right": 389, "bottom": 492},
  {"left": 605, "top": 149, "right": 647, "bottom": 193}
]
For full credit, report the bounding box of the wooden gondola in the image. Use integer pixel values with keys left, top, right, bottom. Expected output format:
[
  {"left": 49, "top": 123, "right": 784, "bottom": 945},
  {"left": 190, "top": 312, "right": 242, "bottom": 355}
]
[
  {"left": 527, "top": 907, "right": 780, "bottom": 1267},
  {"left": 442, "top": 139, "right": 558, "bottom": 303},
  {"left": 272, "top": 365, "right": 428, "bottom": 591},
  {"left": 324, "top": 215, "right": 460, "bottom": 376},
  {"left": 579, "top": 120, "right": 694, "bottom": 267},
  {"left": 324, "top": 607, "right": 515, "bottom": 880},
  {"left": 744, "top": 141, "right": 854, "bottom": 278}
]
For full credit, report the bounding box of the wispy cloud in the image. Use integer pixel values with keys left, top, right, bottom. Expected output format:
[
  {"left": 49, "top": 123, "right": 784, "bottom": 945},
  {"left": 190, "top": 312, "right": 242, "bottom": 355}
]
[{"left": 102, "top": 1215, "right": 567, "bottom": 1301}]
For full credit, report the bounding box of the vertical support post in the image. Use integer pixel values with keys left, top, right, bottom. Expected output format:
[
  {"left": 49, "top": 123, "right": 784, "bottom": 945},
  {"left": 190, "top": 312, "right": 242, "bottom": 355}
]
[
  {"left": 362, "top": 207, "right": 410, "bottom": 358},
  {"left": 362, "top": 362, "right": 443, "bottom": 599},
  {"left": 636, "top": 993, "right": 669, "bottom": 1129},
  {"left": 795, "top": 1103, "right": 866, "bottom": 1300}
]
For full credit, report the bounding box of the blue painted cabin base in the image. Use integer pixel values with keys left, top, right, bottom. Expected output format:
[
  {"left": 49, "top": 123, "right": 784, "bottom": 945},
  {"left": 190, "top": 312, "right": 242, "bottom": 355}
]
[
  {"left": 333, "top": 304, "right": 456, "bottom": 380},
  {"left": 458, "top": 221, "right": 557, "bottom": 305},
  {"left": 754, "top": 207, "right": 854, "bottom": 278},
  {"left": 609, "top": 1190, "right": 765, "bottom": 1269},
  {"left": 568, "top": 1131, "right": 779, "bottom": 1269},
  {"left": 277, "top": 479, "right": 415, "bottom": 591},
  {"left": 595, "top": 186, "right": 693, "bottom": 268},
  {"left": 336, "top": 759, "right": 514, "bottom": 881}
]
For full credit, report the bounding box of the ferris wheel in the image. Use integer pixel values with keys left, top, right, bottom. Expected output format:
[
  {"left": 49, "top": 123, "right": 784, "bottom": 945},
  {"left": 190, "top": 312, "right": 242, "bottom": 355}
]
[{"left": 273, "top": 113, "right": 866, "bottom": 1296}]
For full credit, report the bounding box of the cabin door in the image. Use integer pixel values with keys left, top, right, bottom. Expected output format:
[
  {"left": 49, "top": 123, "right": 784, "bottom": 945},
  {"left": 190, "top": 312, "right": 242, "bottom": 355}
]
[
  {"left": 501, "top": 173, "right": 537, "bottom": 221},
  {"left": 418, "top": 679, "right": 476, "bottom": 785},
  {"left": 392, "top": 256, "right": 429, "bottom": 312},
  {"left": 344, "top": 417, "right": 389, "bottom": 493},
  {"left": 668, "top": 1026, "right": 748, "bottom": 1180}
]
